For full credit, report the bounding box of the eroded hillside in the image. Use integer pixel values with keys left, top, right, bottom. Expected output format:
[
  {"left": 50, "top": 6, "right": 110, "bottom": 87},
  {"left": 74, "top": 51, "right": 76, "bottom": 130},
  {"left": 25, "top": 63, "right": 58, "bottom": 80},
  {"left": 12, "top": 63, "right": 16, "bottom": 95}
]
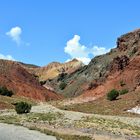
[
  {"left": 0, "top": 60, "right": 61, "bottom": 102},
  {"left": 24, "top": 59, "right": 84, "bottom": 82},
  {"left": 45, "top": 29, "right": 140, "bottom": 100}
]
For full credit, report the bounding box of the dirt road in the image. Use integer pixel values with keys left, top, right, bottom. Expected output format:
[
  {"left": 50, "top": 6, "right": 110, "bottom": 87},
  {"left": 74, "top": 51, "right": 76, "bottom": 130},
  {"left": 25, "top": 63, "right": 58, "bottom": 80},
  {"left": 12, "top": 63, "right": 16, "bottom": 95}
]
[{"left": 0, "top": 123, "right": 57, "bottom": 140}]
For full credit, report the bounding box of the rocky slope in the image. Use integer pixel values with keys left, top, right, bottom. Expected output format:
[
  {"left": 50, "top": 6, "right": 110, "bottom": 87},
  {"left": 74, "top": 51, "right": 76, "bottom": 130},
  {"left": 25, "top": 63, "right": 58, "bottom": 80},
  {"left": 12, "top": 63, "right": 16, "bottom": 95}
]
[
  {"left": 77, "top": 29, "right": 140, "bottom": 102},
  {"left": 0, "top": 60, "right": 61, "bottom": 101},
  {"left": 25, "top": 59, "right": 84, "bottom": 82},
  {"left": 45, "top": 29, "right": 140, "bottom": 99}
]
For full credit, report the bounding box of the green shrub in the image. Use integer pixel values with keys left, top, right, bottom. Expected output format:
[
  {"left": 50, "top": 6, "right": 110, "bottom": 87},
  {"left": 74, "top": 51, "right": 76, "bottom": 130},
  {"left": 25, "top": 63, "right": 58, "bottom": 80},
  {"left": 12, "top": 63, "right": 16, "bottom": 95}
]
[
  {"left": 119, "top": 89, "right": 129, "bottom": 95},
  {"left": 59, "top": 82, "right": 67, "bottom": 90},
  {"left": 0, "top": 86, "right": 13, "bottom": 97},
  {"left": 107, "top": 89, "right": 119, "bottom": 101},
  {"left": 40, "top": 80, "right": 46, "bottom": 86},
  {"left": 15, "top": 102, "right": 32, "bottom": 114}
]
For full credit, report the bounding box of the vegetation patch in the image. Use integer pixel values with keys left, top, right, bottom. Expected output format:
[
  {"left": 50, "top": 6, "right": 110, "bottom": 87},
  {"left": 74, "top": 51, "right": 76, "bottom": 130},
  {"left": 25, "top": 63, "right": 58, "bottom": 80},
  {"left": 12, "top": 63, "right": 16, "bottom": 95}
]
[
  {"left": 107, "top": 89, "right": 119, "bottom": 101},
  {"left": 119, "top": 89, "right": 129, "bottom": 95},
  {"left": 0, "top": 115, "right": 20, "bottom": 124},
  {"left": 40, "top": 80, "right": 46, "bottom": 86},
  {"left": 15, "top": 102, "right": 32, "bottom": 114},
  {"left": 26, "top": 112, "right": 64, "bottom": 122},
  {"left": 0, "top": 86, "right": 13, "bottom": 97},
  {"left": 28, "top": 126, "right": 93, "bottom": 140},
  {"left": 59, "top": 82, "right": 67, "bottom": 90},
  {"left": 74, "top": 116, "right": 140, "bottom": 136}
]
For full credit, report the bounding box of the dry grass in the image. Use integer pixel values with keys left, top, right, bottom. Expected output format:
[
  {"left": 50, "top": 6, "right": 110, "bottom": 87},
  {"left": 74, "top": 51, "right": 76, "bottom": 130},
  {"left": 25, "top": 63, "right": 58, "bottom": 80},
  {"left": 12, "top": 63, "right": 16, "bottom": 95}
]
[
  {"left": 59, "top": 91, "right": 140, "bottom": 117},
  {"left": 0, "top": 95, "right": 36, "bottom": 109}
]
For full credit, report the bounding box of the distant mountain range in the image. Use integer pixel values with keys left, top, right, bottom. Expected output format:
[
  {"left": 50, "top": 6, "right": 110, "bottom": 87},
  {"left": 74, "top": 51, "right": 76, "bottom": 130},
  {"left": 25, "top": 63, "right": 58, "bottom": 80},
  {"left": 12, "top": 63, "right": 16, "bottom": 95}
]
[{"left": 1, "top": 29, "right": 140, "bottom": 108}]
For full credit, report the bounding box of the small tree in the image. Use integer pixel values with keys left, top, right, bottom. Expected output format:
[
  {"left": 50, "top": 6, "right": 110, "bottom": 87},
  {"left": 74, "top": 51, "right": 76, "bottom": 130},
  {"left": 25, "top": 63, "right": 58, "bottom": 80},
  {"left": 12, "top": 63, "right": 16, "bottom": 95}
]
[
  {"left": 59, "top": 82, "right": 67, "bottom": 90},
  {"left": 15, "top": 102, "right": 32, "bottom": 114},
  {"left": 40, "top": 80, "right": 46, "bottom": 86},
  {"left": 107, "top": 89, "right": 119, "bottom": 101},
  {"left": 0, "top": 86, "right": 13, "bottom": 97}
]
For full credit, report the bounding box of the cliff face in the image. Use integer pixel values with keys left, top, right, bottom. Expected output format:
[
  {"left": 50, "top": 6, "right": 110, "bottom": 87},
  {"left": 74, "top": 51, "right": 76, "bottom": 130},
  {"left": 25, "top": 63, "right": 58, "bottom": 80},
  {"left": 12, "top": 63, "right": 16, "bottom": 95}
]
[
  {"left": 0, "top": 60, "right": 61, "bottom": 101},
  {"left": 45, "top": 29, "right": 140, "bottom": 99}
]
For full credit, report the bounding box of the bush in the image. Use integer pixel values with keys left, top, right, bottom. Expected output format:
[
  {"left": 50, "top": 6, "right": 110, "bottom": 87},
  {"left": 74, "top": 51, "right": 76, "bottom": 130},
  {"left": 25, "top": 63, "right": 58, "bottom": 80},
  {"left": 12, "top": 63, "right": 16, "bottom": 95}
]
[
  {"left": 119, "top": 89, "right": 128, "bottom": 95},
  {"left": 59, "top": 82, "right": 67, "bottom": 90},
  {"left": 107, "top": 89, "right": 119, "bottom": 101},
  {"left": 0, "top": 86, "right": 13, "bottom": 97},
  {"left": 15, "top": 102, "right": 32, "bottom": 114},
  {"left": 40, "top": 80, "right": 46, "bottom": 86}
]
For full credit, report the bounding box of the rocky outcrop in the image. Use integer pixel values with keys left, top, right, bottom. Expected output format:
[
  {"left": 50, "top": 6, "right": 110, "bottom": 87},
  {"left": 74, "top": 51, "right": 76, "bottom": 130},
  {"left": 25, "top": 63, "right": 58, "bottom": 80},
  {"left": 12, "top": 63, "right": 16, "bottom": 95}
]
[
  {"left": 117, "top": 29, "right": 140, "bottom": 54},
  {"left": 110, "top": 55, "right": 129, "bottom": 72}
]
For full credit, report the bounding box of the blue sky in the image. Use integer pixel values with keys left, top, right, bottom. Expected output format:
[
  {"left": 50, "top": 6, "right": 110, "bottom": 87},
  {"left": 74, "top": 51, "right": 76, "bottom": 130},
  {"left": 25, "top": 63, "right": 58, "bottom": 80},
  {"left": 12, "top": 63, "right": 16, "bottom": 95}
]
[{"left": 0, "top": 0, "right": 140, "bottom": 66}]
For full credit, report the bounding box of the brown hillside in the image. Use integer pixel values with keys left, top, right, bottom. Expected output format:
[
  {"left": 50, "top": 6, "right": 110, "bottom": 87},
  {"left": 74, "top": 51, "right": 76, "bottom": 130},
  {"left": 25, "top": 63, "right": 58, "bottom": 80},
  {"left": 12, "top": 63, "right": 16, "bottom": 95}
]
[
  {"left": 75, "top": 29, "right": 140, "bottom": 102},
  {"left": 0, "top": 60, "right": 61, "bottom": 101},
  {"left": 77, "top": 56, "right": 140, "bottom": 101}
]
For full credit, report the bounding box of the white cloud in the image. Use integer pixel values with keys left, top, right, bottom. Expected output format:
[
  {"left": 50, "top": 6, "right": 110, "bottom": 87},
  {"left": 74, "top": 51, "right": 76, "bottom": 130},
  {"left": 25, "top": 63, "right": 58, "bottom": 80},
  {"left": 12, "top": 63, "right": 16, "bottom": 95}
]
[
  {"left": 0, "top": 53, "right": 15, "bottom": 61},
  {"left": 65, "top": 35, "right": 88, "bottom": 58},
  {"left": 6, "top": 26, "right": 22, "bottom": 45},
  {"left": 75, "top": 57, "right": 91, "bottom": 65},
  {"left": 91, "top": 46, "right": 110, "bottom": 56},
  {"left": 64, "top": 35, "right": 110, "bottom": 65}
]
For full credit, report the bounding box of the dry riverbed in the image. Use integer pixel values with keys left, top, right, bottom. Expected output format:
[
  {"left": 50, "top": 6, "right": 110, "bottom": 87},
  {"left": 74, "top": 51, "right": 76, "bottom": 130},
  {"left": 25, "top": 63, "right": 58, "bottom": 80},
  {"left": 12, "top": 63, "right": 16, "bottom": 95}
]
[{"left": 0, "top": 103, "right": 140, "bottom": 140}]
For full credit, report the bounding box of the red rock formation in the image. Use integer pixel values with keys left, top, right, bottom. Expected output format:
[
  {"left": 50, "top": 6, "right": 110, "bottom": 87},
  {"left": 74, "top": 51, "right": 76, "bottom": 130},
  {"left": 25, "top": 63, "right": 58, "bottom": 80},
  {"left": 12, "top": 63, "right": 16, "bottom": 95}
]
[{"left": 0, "top": 60, "right": 62, "bottom": 101}]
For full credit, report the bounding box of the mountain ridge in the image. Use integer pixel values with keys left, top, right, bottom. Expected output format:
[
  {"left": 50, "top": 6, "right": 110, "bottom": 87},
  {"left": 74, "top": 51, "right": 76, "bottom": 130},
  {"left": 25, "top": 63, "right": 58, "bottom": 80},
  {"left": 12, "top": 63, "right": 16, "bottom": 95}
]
[{"left": 24, "top": 58, "right": 84, "bottom": 81}]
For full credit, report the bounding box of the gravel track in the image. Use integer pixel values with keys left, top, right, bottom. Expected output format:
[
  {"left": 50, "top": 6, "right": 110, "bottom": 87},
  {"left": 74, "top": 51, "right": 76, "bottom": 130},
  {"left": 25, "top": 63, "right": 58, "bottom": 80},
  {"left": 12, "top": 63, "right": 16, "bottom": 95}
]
[{"left": 0, "top": 123, "right": 57, "bottom": 140}]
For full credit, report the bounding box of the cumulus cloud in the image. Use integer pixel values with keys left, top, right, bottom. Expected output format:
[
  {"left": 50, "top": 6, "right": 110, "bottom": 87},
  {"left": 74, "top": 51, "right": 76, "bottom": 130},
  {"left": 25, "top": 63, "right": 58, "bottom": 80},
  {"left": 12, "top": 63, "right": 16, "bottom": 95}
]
[
  {"left": 75, "top": 57, "right": 91, "bottom": 65},
  {"left": 6, "top": 26, "right": 22, "bottom": 45},
  {"left": 64, "top": 35, "right": 110, "bottom": 65},
  {"left": 91, "top": 46, "right": 110, "bottom": 56},
  {"left": 0, "top": 53, "right": 15, "bottom": 61}
]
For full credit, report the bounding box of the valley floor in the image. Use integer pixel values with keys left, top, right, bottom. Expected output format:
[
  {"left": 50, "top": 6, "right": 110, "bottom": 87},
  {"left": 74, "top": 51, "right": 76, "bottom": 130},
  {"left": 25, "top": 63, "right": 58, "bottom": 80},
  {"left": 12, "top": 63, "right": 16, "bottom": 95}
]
[{"left": 0, "top": 103, "right": 140, "bottom": 140}]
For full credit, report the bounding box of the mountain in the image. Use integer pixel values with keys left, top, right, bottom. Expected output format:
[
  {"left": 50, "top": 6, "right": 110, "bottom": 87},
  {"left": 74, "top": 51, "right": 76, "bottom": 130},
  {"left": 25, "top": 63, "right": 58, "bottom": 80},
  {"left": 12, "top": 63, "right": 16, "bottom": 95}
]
[
  {"left": 45, "top": 29, "right": 140, "bottom": 99},
  {"left": 19, "top": 62, "right": 40, "bottom": 68},
  {"left": 0, "top": 59, "right": 61, "bottom": 101},
  {"left": 24, "top": 59, "right": 84, "bottom": 81}
]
